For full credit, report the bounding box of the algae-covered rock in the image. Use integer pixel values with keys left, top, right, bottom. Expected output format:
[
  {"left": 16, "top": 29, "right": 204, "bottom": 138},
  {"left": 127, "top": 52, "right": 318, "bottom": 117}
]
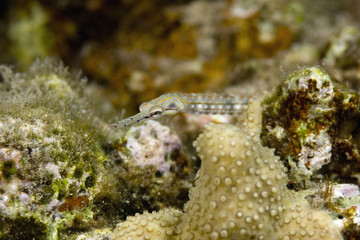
[
  {"left": 261, "top": 67, "right": 360, "bottom": 186},
  {"left": 0, "top": 59, "right": 110, "bottom": 239}
]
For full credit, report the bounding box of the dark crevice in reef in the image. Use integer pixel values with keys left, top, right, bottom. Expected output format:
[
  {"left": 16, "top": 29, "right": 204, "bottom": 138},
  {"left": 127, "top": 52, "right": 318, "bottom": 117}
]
[{"left": 0, "top": 216, "right": 47, "bottom": 240}]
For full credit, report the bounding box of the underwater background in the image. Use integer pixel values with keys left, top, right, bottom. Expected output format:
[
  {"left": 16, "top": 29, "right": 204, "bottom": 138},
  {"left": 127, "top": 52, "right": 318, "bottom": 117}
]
[{"left": 0, "top": 0, "right": 360, "bottom": 239}]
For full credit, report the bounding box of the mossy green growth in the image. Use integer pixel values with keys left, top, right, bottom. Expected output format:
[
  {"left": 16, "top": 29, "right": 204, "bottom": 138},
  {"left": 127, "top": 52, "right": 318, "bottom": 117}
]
[
  {"left": 52, "top": 178, "right": 69, "bottom": 199},
  {"left": 0, "top": 59, "right": 110, "bottom": 239},
  {"left": 262, "top": 67, "right": 360, "bottom": 188}
]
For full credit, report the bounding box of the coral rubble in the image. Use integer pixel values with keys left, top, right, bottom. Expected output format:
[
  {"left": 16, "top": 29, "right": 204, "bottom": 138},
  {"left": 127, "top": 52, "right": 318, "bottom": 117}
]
[
  {"left": 121, "top": 120, "right": 183, "bottom": 175},
  {"left": 261, "top": 67, "right": 360, "bottom": 186},
  {"left": 113, "top": 119, "right": 193, "bottom": 211}
]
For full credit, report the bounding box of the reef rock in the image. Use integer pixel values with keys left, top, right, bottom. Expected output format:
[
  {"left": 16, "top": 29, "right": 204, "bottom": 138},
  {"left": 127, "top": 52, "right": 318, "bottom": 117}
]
[
  {"left": 261, "top": 67, "right": 360, "bottom": 186},
  {"left": 0, "top": 59, "right": 111, "bottom": 239},
  {"left": 121, "top": 120, "right": 183, "bottom": 175}
]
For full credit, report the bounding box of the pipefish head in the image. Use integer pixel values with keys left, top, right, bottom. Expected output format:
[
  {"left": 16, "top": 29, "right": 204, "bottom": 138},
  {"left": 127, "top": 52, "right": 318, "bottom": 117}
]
[
  {"left": 139, "top": 93, "right": 187, "bottom": 116},
  {"left": 114, "top": 93, "right": 188, "bottom": 128}
]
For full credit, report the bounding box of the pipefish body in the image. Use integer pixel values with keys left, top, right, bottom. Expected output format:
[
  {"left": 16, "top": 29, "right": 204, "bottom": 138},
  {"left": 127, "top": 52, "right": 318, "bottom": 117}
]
[{"left": 114, "top": 91, "right": 258, "bottom": 128}]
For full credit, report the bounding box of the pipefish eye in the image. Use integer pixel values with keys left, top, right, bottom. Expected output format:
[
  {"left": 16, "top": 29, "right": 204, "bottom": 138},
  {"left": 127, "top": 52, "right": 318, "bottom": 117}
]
[{"left": 150, "top": 106, "right": 163, "bottom": 117}]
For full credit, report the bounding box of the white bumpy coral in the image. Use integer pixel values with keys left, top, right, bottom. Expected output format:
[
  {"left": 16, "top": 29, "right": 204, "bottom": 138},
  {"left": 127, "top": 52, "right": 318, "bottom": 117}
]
[{"left": 112, "top": 123, "right": 343, "bottom": 240}]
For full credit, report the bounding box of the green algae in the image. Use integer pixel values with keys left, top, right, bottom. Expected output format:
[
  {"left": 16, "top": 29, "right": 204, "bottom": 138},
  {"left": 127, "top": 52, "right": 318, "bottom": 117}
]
[{"left": 0, "top": 59, "right": 109, "bottom": 239}]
